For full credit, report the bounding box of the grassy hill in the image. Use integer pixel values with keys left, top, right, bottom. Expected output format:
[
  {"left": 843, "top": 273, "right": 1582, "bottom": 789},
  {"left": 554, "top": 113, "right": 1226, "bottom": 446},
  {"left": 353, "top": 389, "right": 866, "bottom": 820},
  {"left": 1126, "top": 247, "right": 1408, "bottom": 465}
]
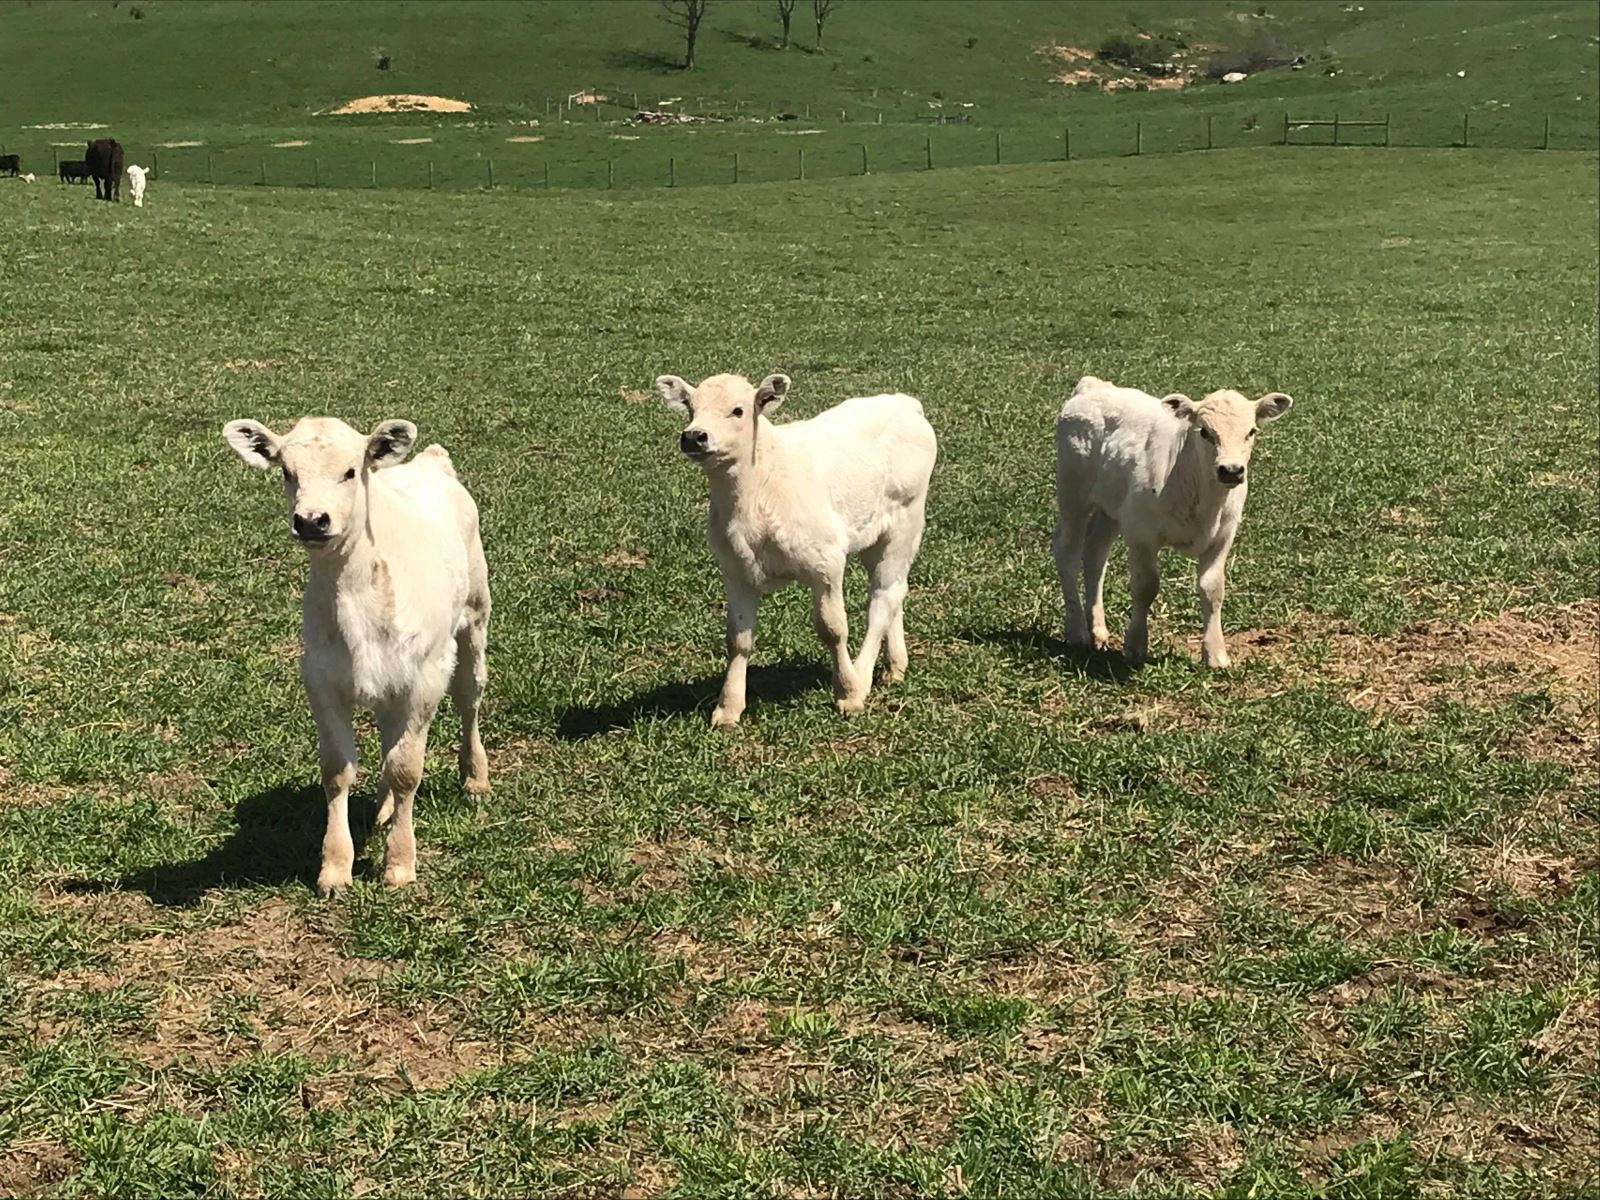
[{"left": 0, "top": 0, "right": 1594, "bottom": 191}]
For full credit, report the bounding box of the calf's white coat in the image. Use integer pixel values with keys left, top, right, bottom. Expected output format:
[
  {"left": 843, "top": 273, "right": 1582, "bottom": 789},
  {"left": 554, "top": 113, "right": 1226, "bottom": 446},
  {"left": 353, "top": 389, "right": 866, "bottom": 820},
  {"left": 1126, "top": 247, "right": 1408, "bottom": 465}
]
[
  {"left": 656, "top": 372, "right": 937, "bottom": 725},
  {"left": 1053, "top": 375, "right": 1292, "bottom": 667},
  {"left": 126, "top": 164, "right": 147, "bottom": 207},
  {"left": 222, "top": 416, "right": 490, "bottom": 893}
]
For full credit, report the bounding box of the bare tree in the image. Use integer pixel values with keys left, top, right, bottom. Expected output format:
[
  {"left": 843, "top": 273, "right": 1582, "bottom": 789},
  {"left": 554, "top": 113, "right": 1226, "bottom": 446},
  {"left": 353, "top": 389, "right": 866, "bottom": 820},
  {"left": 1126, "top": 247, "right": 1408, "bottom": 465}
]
[
  {"left": 812, "top": 0, "right": 838, "bottom": 50},
  {"left": 661, "top": 0, "right": 709, "bottom": 70},
  {"left": 776, "top": 0, "right": 795, "bottom": 48}
]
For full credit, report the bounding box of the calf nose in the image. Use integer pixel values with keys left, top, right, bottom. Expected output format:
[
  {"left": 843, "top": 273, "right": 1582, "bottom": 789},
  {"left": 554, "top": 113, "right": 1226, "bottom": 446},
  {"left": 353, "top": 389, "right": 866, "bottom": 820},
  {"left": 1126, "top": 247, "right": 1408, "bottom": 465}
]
[
  {"left": 679, "top": 429, "right": 709, "bottom": 454},
  {"left": 292, "top": 511, "right": 331, "bottom": 540},
  {"left": 1216, "top": 464, "right": 1246, "bottom": 487}
]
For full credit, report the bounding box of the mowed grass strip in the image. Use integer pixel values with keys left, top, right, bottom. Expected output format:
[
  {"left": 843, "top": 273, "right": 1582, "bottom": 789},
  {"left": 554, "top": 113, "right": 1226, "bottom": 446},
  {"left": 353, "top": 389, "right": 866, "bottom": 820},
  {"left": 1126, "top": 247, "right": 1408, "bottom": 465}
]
[{"left": 0, "top": 149, "right": 1595, "bottom": 1196}]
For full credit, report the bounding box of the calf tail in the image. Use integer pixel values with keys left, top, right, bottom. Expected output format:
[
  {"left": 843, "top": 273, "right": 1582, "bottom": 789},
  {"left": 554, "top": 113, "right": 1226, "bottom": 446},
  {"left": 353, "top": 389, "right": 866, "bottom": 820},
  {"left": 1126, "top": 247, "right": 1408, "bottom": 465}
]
[{"left": 419, "top": 444, "right": 457, "bottom": 477}]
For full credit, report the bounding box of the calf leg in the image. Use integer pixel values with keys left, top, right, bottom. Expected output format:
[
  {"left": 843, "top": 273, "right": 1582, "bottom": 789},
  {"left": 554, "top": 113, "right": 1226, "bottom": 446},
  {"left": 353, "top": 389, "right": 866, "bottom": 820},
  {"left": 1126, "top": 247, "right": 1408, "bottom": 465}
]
[
  {"left": 1052, "top": 503, "right": 1091, "bottom": 646},
  {"left": 1196, "top": 539, "right": 1233, "bottom": 668},
  {"left": 1123, "top": 542, "right": 1161, "bottom": 666},
  {"left": 712, "top": 580, "right": 759, "bottom": 727},
  {"left": 450, "top": 616, "right": 490, "bottom": 794},
  {"left": 1082, "top": 509, "right": 1119, "bottom": 650},
  {"left": 813, "top": 576, "right": 865, "bottom": 713},
  {"left": 855, "top": 501, "right": 924, "bottom": 685},
  {"left": 310, "top": 697, "right": 358, "bottom": 897},
  {"left": 375, "top": 701, "right": 436, "bottom": 889}
]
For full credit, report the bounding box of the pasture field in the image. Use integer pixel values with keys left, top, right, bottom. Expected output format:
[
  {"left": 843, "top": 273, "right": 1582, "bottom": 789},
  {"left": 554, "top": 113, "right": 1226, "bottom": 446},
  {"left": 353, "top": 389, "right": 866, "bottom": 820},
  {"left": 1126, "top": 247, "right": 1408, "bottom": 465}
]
[
  {"left": 2, "top": 0, "right": 1596, "bottom": 192},
  {"left": 0, "top": 147, "right": 1597, "bottom": 1196}
]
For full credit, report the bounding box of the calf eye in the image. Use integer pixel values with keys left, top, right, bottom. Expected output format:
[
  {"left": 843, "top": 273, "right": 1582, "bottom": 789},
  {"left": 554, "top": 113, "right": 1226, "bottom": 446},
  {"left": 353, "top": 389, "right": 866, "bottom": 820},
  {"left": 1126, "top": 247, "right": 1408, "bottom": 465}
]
[
  {"left": 731, "top": 407, "right": 744, "bottom": 418},
  {"left": 1246, "top": 429, "right": 1257, "bottom": 440},
  {"left": 342, "top": 468, "right": 356, "bottom": 481},
  {"left": 1199, "top": 428, "right": 1215, "bottom": 443},
  {"left": 283, "top": 469, "right": 297, "bottom": 485}
]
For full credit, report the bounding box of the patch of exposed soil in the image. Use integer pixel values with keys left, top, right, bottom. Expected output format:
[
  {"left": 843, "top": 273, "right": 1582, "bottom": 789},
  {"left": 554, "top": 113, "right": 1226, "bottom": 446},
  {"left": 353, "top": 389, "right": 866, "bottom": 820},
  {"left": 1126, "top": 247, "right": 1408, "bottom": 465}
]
[
  {"left": 0, "top": 1139, "right": 72, "bottom": 1197},
  {"left": 1273, "top": 859, "right": 1422, "bottom": 937},
  {"left": 273, "top": 140, "right": 310, "bottom": 148},
  {"left": 41, "top": 898, "right": 491, "bottom": 1092},
  {"left": 158, "top": 140, "right": 203, "bottom": 148},
  {"left": 506, "top": 135, "right": 543, "bottom": 143},
  {"left": 319, "top": 94, "right": 471, "bottom": 116},
  {"left": 390, "top": 137, "right": 433, "bottom": 145}
]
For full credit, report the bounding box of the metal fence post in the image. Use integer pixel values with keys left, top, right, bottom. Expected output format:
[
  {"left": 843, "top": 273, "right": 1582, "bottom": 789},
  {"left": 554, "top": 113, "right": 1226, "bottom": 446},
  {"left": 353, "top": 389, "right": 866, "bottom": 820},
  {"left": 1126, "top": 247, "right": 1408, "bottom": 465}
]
[
  {"left": 734, "top": 151, "right": 740, "bottom": 183},
  {"left": 925, "top": 135, "right": 932, "bottom": 169},
  {"left": 1206, "top": 114, "right": 1213, "bottom": 150},
  {"left": 1461, "top": 112, "right": 1470, "bottom": 148},
  {"left": 152, "top": 152, "right": 159, "bottom": 180},
  {"left": 1542, "top": 115, "right": 1550, "bottom": 150},
  {"left": 487, "top": 158, "right": 494, "bottom": 188},
  {"left": 259, "top": 158, "right": 266, "bottom": 186},
  {"left": 669, "top": 156, "right": 675, "bottom": 186},
  {"left": 798, "top": 147, "right": 804, "bottom": 180},
  {"left": 860, "top": 143, "right": 867, "bottom": 175},
  {"left": 428, "top": 159, "right": 434, "bottom": 189},
  {"left": 994, "top": 130, "right": 1001, "bottom": 164},
  {"left": 1135, "top": 121, "right": 1142, "bottom": 155}
]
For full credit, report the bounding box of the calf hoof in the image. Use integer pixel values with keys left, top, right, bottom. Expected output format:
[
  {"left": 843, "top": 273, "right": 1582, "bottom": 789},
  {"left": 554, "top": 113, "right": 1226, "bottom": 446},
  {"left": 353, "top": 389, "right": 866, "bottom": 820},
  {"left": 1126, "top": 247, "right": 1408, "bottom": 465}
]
[
  {"left": 1092, "top": 628, "right": 1112, "bottom": 651},
  {"left": 710, "top": 705, "right": 743, "bottom": 728},
  {"left": 1063, "top": 624, "right": 1093, "bottom": 648},
  {"left": 1201, "top": 650, "right": 1233, "bottom": 670},
  {"left": 835, "top": 693, "right": 867, "bottom": 715},
  {"left": 883, "top": 663, "right": 907, "bottom": 685},
  {"left": 1122, "top": 646, "right": 1149, "bottom": 668},
  {"left": 316, "top": 867, "right": 353, "bottom": 898},
  {"left": 384, "top": 862, "right": 417, "bottom": 889},
  {"left": 462, "top": 773, "right": 491, "bottom": 796}
]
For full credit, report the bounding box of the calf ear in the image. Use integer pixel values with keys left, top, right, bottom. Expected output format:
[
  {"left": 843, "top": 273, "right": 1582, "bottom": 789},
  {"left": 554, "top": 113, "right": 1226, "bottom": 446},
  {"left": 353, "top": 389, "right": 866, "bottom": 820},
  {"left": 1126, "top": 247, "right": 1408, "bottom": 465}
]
[
  {"left": 655, "top": 375, "right": 694, "bottom": 416},
  {"left": 222, "top": 419, "right": 281, "bottom": 470},
  {"left": 1255, "top": 392, "right": 1293, "bottom": 423},
  {"left": 755, "top": 373, "right": 790, "bottom": 412},
  {"left": 366, "top": 419, "right": 417, "bottom": 469},
  {"left": 1160, "top": 393, "right": 1197, "bottom": 419}
]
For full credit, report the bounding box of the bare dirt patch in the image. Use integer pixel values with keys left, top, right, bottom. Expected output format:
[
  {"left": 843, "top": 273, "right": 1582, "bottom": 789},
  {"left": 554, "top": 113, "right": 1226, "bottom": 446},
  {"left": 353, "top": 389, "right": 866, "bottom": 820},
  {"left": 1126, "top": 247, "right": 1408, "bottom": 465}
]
[
  {"left": 390, "top": 137, "right": 433, "bottom": 145},
  {"left": 43, "top": 899, "right": 491, "bottom": 1091},
  {"left": 1229, "top": 601, "right": 1597, "bottom": 769},
  {"left": 506, "top": 135, "right": 544, "bottom": 143},
  {"left": 319, "top": 94, "right": 471, "bottom": 116},
  {"left": 0, "top": 1139, "right": 73, "bottom": 1197},
  {"left": 158, "top": 140, "right": 204, "bottom": 148},
  {"left": 1273, "top": 859, "right": 1422, "bottom": 937},
  {"left": 273, "top": 139, "right": 310, "bottom": 148}
]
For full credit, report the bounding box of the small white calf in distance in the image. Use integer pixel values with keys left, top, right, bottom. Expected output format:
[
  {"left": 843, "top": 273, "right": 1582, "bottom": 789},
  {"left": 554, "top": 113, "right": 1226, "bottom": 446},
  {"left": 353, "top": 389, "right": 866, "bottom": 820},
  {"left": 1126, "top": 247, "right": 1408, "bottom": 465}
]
[
  {"left": 656, "top": 372, "right": 938, "bottom": 726},
  {"left": 223, "top": 417, "right": 490, "bottom": 894},
  {"left": 21, "top": 173, "right": 35, "bottom": 183},
  {"left": 1053, "top": 375, "right": 1293, "bottom": 667},
  {"left": 125, "top": 164, "right": 147, "bottom": 207}
]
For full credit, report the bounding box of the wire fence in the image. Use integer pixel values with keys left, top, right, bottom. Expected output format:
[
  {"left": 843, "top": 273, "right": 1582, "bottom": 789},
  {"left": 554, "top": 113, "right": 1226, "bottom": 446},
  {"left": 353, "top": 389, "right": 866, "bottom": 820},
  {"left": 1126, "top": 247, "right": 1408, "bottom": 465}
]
[{"left": 4, "top": 108, "right": 1592, "bottom": 196}]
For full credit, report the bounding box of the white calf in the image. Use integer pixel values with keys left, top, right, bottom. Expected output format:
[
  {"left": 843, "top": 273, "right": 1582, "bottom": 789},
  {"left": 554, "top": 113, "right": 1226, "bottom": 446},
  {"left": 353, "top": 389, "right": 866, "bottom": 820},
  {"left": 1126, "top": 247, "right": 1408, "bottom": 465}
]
[
  {"left": 656, "top": 371, "right": 937, "bottom": 726},
  {"left": 223, "top": 416, "right": 490, "bottom": 894},
  {"left": 21, "top": 173, "right": 35, "bottom": 183},
  {"left": 1053, "top": 375, "right": 1293, "bottom": 667},
  {"left": 126, "top": 164, "right": 147, "bottom": 207}
]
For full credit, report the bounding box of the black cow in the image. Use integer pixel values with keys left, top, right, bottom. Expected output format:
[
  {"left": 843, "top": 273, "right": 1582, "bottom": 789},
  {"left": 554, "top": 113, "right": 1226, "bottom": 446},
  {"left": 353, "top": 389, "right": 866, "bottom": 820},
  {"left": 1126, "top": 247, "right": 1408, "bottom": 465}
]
[
  {"left": 85, "top": 138, "right": 124, "bottom": 201},
  {"left": 0, "top": 154, "right": 19, "bottom": 178},
  {"left": 59, "top": 160, "right": 91, "bottom": 184}
]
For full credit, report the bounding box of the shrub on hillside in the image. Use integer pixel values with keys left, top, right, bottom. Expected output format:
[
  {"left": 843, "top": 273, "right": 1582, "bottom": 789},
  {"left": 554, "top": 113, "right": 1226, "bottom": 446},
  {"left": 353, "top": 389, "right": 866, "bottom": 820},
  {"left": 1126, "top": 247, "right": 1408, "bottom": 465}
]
[{"left": 1206, "top": 33, "right": 1302, "bottom": 79}]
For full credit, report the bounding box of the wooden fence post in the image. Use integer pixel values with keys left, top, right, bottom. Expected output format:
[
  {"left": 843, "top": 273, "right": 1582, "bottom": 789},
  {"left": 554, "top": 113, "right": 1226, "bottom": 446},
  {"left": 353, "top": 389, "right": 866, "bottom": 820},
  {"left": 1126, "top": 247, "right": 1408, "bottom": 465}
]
[
  {"left": 925, "top": 135, "right": 932, "bottom": 169},
  {"left": 544, "top": 161, "right": 550, "bottom": 189},
  {"left": 860, "top": 144, "right": 867, "bottom": 175},
  {"left": 1206, "top": 114, "right": 1213, "bottom": 150},
  {"left": 313, "top": 157, "right": 319, "bottom": 188},
  {"left": 1282, "top": 112, "right": 1289, "bottom": 145},
  {"left": 1542, "top": 115, "right": 1550, "bottom": 150},
  {"left": 608, "top": 159, "right": 614, "bottom": 189},
  {"left": 152, "top": 152, "right": 159, "bottom": 180},
  {"left": 1384, "top": 113, "right": 1391, "bottom": 147},
  {"left": 1135, "top": 121, "right": 1142, "bottom": 155},
  {"left": 798, "top": 147, "right": 804, "bottom": 180},
  {"left": 669, "top": 156, "right": 675, "bottom": 186},
  {"left": 1333, "top": 112, "right": 1340, "bottom": 146},
  {"left": 994, "top": 130, "right": 1001, "bottom": 164},
  {"left": 734, "top": 151, "right": 740, "bottom": 183},
  {"left": 1461, "top": 112, "right": 1470, "bottom": 148},
  {"left": 259, "top": 158, "right": 266, "bottom": 186},
  {"left": 371, "top": 160, "right": 377, "bottom": 188},
  {"left": 487, "top": 158, "right": 494, "bottom": 188},
  {"left": 207, "top": 152, "right": 213, "bottom": 184},
  {"left": 428, "top": 159, "right": 434, "bottom": 189}
]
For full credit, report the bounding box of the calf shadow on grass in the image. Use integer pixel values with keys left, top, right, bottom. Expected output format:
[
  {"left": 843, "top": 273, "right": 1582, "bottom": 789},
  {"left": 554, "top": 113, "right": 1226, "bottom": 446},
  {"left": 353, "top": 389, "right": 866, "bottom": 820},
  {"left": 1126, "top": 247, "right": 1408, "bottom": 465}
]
[
  {"left": 557, "top": 659, "right": 830, "bottom": 739},
  {"left": 958, "top": 627, "right": 1137, "bottom": 683},
  {"left": 63, "top": 782, "right": 383, "bottom": 906}
]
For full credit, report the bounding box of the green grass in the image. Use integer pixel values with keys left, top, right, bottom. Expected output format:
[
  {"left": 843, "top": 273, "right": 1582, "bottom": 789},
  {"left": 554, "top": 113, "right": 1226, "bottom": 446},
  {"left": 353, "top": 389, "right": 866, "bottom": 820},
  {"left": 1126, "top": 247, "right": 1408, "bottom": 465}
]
[
  {"left": 0, "top": 142, "right": 1597, "bottom": 1193},
  {"left": 1, "top": 0, "right": 1594, "bottom": 191}
]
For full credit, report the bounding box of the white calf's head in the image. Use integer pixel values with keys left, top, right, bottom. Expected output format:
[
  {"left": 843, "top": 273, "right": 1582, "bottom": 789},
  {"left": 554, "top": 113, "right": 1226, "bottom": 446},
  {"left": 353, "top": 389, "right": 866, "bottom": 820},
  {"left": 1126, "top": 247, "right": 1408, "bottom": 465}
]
[
  {"left": 222, "top": 416, "right": 417, "bottom": 550},
  {"left": 656, "top": 371, "right": 790, "bottom": 467},
  {"left": 1163, "top": 388, "right": 1292, "bottom": 488}
]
